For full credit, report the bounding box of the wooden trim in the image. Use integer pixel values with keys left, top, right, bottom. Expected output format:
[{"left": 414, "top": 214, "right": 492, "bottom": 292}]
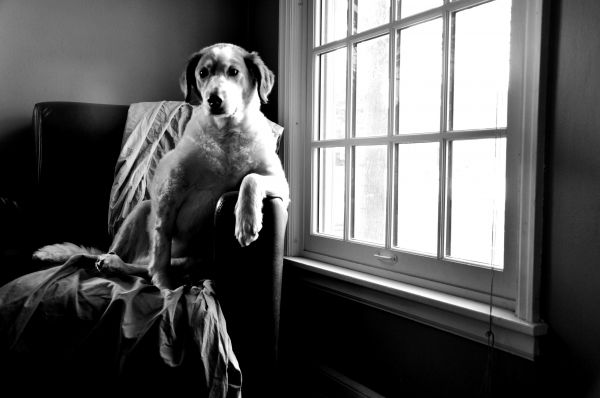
[
  {"left": 513, "top": 0, "right": 546, "bottom": 323},
  {"left": 286, "top": 256, "right": 547, "bottom": 360},
  {"left": 279, "top": 0, "right": 308, "bottom": 256}
]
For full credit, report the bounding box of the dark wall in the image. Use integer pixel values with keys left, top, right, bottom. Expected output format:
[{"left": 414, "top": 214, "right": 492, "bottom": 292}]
[
  {"left": 280, "top": 270, "right": 539, "bottom": 398},
  {"left": 240, "top": 0, "right": 280, "bottom": 122},
  {"left": 280, "top": 1, "right": 600, "bottom": 397},
  {"left": 540, "top": 0, "right": 600, "bottom": 396}
]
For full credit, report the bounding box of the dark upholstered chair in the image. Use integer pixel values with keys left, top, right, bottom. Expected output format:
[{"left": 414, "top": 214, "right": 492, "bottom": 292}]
[{"left": 0, "top": 102, "right": 287, "bottom": 397}]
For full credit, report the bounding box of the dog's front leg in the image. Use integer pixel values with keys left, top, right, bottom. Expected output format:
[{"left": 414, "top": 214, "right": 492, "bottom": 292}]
[
  {"left": 235, "top": 173, "right": 289, "bottom": 247},
  {"left": 149, "top": 179, "right": 182, "bottom": 290}
]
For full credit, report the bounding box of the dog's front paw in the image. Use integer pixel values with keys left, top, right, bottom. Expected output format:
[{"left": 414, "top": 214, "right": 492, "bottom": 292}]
[
  {"left": 95, "top": 252, "right": 125, "bottom": 274},
  {"left": 235, "top": 205, "right": 263, "bottom": 247}
]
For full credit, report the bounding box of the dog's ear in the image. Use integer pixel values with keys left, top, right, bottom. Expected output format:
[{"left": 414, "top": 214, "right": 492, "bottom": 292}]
[
  {"left": 244, "top": 51, "right": 275, "bottom": 104},
  {"left": 180, "top": 52, "right": 203, "bottom": 105}
]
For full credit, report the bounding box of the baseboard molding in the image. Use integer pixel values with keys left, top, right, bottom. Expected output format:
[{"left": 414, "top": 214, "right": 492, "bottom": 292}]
[{"left": 314, "top": 364, "right": 386, "bottom": 398}]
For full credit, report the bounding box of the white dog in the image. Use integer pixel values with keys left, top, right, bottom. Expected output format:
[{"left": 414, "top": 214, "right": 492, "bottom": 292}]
[{"left": 35, "top": 43, "right": 289, "bottom": 290}]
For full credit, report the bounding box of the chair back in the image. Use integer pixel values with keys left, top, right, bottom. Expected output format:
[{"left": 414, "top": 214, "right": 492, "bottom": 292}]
[{"left": 33, "top": 101, "right": 128, "bottom": 249}]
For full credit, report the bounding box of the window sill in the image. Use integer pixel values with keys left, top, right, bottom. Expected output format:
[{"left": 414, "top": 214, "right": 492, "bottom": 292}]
[{"left": 284, "top": 256, "right": 547, "bottom": 361}]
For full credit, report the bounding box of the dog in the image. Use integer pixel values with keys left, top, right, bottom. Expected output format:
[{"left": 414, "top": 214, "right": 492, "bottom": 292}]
[{"left": 34, "top": 43, "right": 289, "bottom": 290}]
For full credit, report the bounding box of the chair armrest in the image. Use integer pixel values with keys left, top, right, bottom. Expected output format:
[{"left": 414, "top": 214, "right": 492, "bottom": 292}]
[{"left": 213, "top": 191, "right": 288, "bottom": 397}]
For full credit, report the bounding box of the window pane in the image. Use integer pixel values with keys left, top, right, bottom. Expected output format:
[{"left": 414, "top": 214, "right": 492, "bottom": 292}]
[
  {"left": 355, "top": 35, "right": 389, "bottom": 137},
  {"left": 396, "top": 19, "right": 442, "bottom": 134},
  {"left": 352, "top": 145, "right": 387, "bottom": 244},
  {"left": 451, "top": 0, "right": 512, "bottom": 131},
  {"left": 315, "top": 147, "right": 346, "bottom": 237},
  {"left": 397, "top": 0, "right": 442, "bottom": 19},
  {"left": 316, "top": 48, "right": 347, "bottom": 140},
  {"left": 447, "top": 138, "right": 506, "bottom": 267},
  {"left": 395, "top": 143, "right": 439, "bottom": 255},
  {"left": 317, "top": 0, "right": 348, "bottom": 46},
  {"left": 355, "top": 0, "right": 390, "bottom": 33}
]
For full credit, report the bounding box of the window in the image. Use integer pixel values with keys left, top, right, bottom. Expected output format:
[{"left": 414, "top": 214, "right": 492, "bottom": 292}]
[{"left": 280, "top": 0, "right": 545, "bottom": 333}]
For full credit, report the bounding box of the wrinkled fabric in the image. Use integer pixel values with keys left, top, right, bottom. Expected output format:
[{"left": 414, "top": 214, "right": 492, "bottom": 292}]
[
  {"left": 0, "top": 255, "right": 241, "bottom": 397},
  {"left": 108, "top": 101, "right": 193, "bottom": 237}
]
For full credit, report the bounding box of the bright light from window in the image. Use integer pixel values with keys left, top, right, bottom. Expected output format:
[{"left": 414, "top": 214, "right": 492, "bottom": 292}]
[{"left": 451, "top": 0, "right": 511, "bottom": 130}]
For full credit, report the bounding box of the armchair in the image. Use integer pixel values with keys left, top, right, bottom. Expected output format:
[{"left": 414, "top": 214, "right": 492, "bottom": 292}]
[{"left": 0, "top": 102, "right": 287, "bottom": 397}]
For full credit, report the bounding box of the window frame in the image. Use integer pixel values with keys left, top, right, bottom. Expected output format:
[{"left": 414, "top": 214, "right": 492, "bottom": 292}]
[{"left": 278, "top": 0, "right": 546, "bottom": 336}]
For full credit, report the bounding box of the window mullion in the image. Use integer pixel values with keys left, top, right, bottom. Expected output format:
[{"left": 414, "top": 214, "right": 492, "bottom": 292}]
[
  {"left": 385, "top": 7, "right": 396, "bottom": 250},
  {"left": 438, "top": 7, "right": 452, "bottom": 260},
  {"left": 343, "top": 38, "right": 353, "bottom": 240},
  {"left": 344, "top": 145, "right": 351, "bottom": 241}
]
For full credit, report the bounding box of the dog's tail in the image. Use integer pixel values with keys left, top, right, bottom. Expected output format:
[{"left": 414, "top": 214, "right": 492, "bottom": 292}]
[{"left": 32, "top": 242, "right": 103, "bottom": 263}]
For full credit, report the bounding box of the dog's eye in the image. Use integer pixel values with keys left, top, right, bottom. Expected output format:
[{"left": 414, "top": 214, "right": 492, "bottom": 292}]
[
  {"left": 228, "top": 68, "right": 239, "bottom": 77},
  {"left": 199, "top": 68, "right": 209, "bottom": 79}
]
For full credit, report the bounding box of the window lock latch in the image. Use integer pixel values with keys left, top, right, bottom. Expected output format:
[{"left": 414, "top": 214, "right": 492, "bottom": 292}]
[{"left": 374, "top": 253, "right": 397, "bottom": 263}]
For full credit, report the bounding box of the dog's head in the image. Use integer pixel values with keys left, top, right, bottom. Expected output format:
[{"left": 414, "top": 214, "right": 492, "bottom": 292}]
[{"left": 180, "top": 43, "right": 275, "bottom": 119}]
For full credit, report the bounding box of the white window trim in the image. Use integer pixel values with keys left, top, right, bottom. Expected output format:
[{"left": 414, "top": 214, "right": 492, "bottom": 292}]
[{"left": 278, "top": 0, "right": 547, "bottom": 360}]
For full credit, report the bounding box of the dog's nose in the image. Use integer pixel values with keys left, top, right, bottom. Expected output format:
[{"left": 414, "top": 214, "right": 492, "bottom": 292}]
[{"left": 207, "top": 94, "right": 222, "bottom": 110}]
